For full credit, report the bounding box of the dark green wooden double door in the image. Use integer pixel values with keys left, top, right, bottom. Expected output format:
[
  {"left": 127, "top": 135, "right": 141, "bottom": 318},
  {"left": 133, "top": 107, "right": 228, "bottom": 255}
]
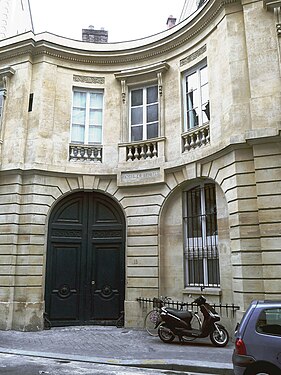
[{"left": 45, "top": 192, "right": 125, "bottom": 326}]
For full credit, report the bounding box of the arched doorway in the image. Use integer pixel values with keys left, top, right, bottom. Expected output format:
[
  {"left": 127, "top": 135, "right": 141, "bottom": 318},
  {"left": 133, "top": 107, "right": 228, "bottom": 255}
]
[{"left": 45, "top": 191, "right": 125, "bottom": 327}]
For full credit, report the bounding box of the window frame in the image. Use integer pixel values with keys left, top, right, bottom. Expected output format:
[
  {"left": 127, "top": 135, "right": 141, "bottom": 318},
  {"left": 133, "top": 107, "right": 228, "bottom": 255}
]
[
  {"left": 256, "top": 308, "right": 281, "bottom": 337},
  {"left": 114, "top": 61, "right": 169, "bottom": 144},
  {"left": 183, "top": 181, "right": 220, "bottom": 288},
  {"left": 182, "top": 59, "right": 209, "bottom": 132},
  {"left": 70, "top": 88, "right": 104, "bottom": 145},
  {"left": 129, "top": 83, "right": 159, "bottom": 142}
]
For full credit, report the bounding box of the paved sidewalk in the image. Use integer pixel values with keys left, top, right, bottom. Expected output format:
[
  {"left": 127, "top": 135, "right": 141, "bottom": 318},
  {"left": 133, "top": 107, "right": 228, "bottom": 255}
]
[{"left": 0, "top": 326, "right": 234, "bottom": 374}]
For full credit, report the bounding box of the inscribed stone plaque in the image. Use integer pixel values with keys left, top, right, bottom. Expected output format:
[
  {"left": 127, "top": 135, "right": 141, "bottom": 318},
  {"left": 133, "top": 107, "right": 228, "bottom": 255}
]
[{"left": 119, "top": 168, "right": 162, "bottom": 186}]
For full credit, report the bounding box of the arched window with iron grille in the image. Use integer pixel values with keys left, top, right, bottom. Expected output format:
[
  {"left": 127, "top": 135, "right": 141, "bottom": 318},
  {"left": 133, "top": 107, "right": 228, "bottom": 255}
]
[{"left": 183, "top": 182, "right": 220, "bottom": 287}]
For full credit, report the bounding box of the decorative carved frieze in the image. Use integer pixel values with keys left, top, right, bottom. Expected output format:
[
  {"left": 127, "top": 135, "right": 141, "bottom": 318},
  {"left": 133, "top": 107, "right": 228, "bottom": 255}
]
[
  {"left": 73, "top": 75, "right": 105, "bottom": 84},
  {"left": 180, "top": 45, "right": 207, "bottom": 67}
]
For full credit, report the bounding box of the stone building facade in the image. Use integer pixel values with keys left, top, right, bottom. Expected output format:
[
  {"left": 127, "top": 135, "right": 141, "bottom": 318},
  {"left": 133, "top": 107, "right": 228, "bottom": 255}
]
[{"left": 0, "top": 0, "right": 280, "bottom": 332}]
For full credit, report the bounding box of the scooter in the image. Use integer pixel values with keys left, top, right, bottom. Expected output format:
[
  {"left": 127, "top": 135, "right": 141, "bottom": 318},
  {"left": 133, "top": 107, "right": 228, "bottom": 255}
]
[{"left": 157, "top": 295, "right": 229, "bottom": 347}]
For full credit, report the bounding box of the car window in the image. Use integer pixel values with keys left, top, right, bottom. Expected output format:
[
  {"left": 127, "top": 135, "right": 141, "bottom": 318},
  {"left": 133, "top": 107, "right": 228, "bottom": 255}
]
[{"left": 256, "top": 308, "right": 281, "bottom": 336}]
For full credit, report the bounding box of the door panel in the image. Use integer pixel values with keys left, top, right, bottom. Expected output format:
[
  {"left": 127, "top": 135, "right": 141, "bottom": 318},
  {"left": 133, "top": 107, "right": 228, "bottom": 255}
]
[
  {"left": 48, "top": 244, "right": 81, "bottom": 321},
  {"left": 90, "top": 244, "right": 122, "bottom": 320},
  {"left": 45, "top": 192, "right": 125, "bottom": 326}
]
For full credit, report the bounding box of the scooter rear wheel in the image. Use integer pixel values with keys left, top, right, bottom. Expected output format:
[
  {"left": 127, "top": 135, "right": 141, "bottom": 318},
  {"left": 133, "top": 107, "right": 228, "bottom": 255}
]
[
  {"left": 210, "top": 324, "right": 229, "bottom": 347},
  {"left": 158, "top": 323, "right": 175, "bottom": 343}
]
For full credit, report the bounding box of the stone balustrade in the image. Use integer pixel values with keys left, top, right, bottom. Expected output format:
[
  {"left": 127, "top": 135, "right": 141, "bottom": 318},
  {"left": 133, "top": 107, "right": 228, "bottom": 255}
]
[
  {"left": 182, "top": 123, "right": 210, "bottom": 152},
  {"left": 126, "top": 141, "right": 158, "bottom": 161},
  {"left": 69, "top": 144, "right": 102, "bottom": 162}
]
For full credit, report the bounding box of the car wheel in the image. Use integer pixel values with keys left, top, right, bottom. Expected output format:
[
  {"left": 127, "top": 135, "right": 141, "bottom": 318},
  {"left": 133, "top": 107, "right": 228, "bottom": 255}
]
[{"left": 245, "top": 362, "right": 280, "bottom": 375}]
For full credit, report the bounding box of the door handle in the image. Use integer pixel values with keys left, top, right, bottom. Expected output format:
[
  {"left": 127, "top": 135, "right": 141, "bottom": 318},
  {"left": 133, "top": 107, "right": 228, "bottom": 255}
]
[{"left": 91, "top": 281, "right": 95, "bottom": 285}]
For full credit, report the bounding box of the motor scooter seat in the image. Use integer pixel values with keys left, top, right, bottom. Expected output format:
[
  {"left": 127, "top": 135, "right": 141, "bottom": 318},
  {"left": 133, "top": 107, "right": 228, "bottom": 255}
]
[{"left": 165, "top": 307, "right": 193, "bottom": 320}]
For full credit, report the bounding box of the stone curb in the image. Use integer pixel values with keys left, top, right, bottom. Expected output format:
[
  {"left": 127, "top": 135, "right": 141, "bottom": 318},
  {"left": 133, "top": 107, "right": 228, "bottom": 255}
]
[{"left": 0, "top": 347, "right": 234, "bottom": 374}]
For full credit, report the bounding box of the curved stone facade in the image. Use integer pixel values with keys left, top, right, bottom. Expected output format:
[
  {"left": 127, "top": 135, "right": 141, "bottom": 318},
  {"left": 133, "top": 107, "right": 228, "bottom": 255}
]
[{"left": 0, "top": 0, "right": 280, "bottom": 332}]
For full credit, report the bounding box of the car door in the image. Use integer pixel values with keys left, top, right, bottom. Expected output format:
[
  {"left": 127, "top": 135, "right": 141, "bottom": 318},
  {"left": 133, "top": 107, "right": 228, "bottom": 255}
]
[{"left": 245, "top": 306, "right": 281, "bottom": 368}]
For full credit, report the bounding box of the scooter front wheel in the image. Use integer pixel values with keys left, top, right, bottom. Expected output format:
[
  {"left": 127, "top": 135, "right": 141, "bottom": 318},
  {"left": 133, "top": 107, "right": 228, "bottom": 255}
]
[
  {"left": 210, "top": 324, "right": 229, "bottom": 347},
  {"left": 158, "top": 323, "right": 175, "bottom": 343}
]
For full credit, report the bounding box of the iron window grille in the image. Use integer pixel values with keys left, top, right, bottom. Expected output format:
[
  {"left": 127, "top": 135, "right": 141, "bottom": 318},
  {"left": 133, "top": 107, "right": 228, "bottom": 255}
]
[{"left": 183, "top": 183, "right": 220, "bottom": 287}]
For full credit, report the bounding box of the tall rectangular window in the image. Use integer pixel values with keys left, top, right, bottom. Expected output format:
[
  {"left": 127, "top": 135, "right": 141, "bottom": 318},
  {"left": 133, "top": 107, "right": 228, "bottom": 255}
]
[
  {"left": 183, "top": 63, "right": 209, "bottom": 131},
  {"left": 183, "top": 183, "right": 220, "bottom": 287},
  {"left": 130, "top": 85, "right": 158, "bottom": 142},
  {"left": 71, "top": 89, "right": 103, "bottom": 144}
]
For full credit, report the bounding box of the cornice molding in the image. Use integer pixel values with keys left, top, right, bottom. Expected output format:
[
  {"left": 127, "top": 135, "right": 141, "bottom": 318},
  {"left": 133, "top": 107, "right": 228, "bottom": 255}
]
[
  {"left": 114, "top": 61, "right": 169, "bottom": 81},
  {"left": 0, "top": 0, "right": 242, "bottom": 66}
]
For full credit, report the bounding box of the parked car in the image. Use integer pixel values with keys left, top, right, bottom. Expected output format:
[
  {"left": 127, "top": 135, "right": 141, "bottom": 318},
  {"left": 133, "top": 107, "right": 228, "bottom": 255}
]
[{"left": 232, "top": 300, "right": 281, "bottom": 375}]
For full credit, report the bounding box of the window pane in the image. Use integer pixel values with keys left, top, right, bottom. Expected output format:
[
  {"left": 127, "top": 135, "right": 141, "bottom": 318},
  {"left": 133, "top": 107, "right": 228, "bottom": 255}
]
[
  {"left": 205, "top": 184, "right": 217, "bottom": 236},
  {"left": 200, "top": 66, "right": 208, "bottom": 86},
  {"left": 73, "top": 92, "right": 86, "bottom": 107},
  {"left": 188, "top": 259, "right": 204, "bottom": 285},
  {"left": 147, "top": 86, "right": 158, "bottom": 104},
  {"left": 256, "top": 309, "right": 281, "bottom": 336},
  {"left": 131, "top": 89, "right": 143, "bottom": 106},
  {"left": 202, "top": 103, "right": 210, "bottom": 123},
  {"left": 147, "top": 122, "right": 158, "bottom": 139},
  {"left": 71, "top": 124, "right": 85, "bottom": 143},
  {"left": 201, "top": 83, "right": 210, "bottom": 123},
  {"left": 131, "top": 107, "right": 143, "bottom": 125},
  {"left": 187, "top": 109, "right": 199, "bottom": 129},
  {"left": 187, "top": 187, "right": 202, "bottom": 237},
  {"left": 89, "top": 109, "right": 102, "bottom": 125},
  {"left": 187, "top": 89, "right": 199, "bottom": 110},
  {"left": 89, "top": 125, "right": 102, "bottom": 143},
  {"left": 131, "top": 125, "right": 143, "bottom": 141},
  {"left": 147, "top": 103, "right": 158, "bottom": 123},
  {"left": 72, "top": 108, "right": 86, "bottom": 125},
  {"left": 90, "top": 93, "right": 103, "bottom": 108},
  {"left": 201, "top": 84, "right": 209, "bottom": 106},
  {"left": 186, "top": 72, "right": 197, "bottom": 94},
  {"left": 207, "top": 258, "right": 220, "bottom": 285}
]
